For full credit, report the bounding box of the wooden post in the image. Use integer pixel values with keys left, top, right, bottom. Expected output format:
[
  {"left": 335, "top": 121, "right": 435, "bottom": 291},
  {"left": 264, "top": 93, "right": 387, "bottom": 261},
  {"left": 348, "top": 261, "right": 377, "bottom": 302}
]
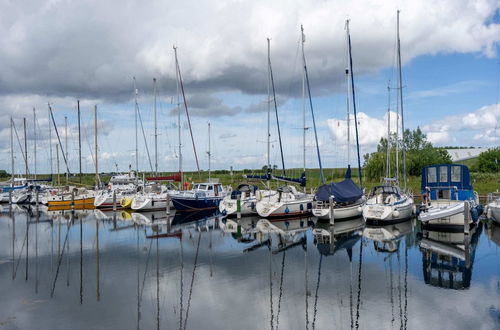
[
  {"left": 463, "top": 201, "right": 470, "bottom": 235},
  {"left": 112, "top": 190, "right": 117, "bottom": 212},
  {"left": 71, "top": 190, "right": 75, "bottom": 210},
  {"left": 166, "top": 194, "right": 171, "bottom": 216},
  {"left": 329, "top": 196, "right": 335, "bottom": 225},
  {"left": 237, "top": 194, "right": 241, "bottom": 219},
  {"left": 35, "top": 189, "right": 39, "bottom": 207}
]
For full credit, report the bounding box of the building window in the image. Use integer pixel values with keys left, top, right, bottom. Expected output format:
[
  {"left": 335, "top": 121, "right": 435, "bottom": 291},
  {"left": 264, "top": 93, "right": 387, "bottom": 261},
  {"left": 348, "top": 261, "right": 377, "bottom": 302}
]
[{"left": 427, "top": 167, "right": 437, "bottom": 183}]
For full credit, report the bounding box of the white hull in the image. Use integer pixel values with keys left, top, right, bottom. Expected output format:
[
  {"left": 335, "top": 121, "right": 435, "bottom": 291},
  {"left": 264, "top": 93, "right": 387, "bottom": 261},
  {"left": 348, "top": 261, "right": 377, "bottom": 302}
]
[
  {"left": 487, "top": 202, "right": 500, "bottom": 223},
  {"left": 219, "top": 197, "right": 257, "bottom": 215},
  {"left": 418, "top": 201, "right": 469, "bottom": 226},
  {"left": 256, "top": 196, "right": 312, "bottom": 218},
  {"left": 312, "top": 198, "right": 365, "bottom": 221},
  {"left": 363, "top": 197, "right": 414, "bottom": 223},
  {"left": 131, "top": 193, "right": 173, "bottom": 211}
]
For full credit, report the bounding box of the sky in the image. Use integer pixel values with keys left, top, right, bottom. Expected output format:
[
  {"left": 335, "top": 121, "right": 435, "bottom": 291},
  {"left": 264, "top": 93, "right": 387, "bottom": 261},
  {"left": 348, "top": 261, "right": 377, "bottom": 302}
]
[{"left": 0, "top": 0, "right": 499, "bottom": 175}]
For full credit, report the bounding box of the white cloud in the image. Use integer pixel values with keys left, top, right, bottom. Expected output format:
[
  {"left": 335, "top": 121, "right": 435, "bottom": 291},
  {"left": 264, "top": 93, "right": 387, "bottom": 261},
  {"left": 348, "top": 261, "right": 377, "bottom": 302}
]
[{"left": 422, "top": 103, "right": 499, "bottom": 145}]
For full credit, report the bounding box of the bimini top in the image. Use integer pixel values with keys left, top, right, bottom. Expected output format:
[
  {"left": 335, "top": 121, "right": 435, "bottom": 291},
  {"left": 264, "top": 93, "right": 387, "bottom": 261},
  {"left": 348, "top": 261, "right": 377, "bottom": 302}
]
[
  {"left": 315, "top": 166, "right": 363, "bottom": 203},
  {"left": 421, "top": 164, "right": 472, "bottom": 192}
]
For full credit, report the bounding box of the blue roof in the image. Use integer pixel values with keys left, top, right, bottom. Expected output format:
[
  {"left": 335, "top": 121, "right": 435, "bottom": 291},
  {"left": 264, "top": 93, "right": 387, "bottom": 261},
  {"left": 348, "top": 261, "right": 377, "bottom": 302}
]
[{"left": 421, "top": 164, "right": 472, "bottom": 191}]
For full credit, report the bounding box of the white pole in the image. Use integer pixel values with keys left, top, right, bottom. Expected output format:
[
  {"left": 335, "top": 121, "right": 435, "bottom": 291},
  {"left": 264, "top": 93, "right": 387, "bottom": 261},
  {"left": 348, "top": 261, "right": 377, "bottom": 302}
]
[
  {"left": 33, "top": 108, "right": 37, "bottom": 180},
  {"left": 174, "top": 46, "right": 183, "bottom": 190},
  {"left": 208, "top": 122, "right": 211, "bottom": 181},
  {"left": 65, "top": 116, "right": 68, "bottom": 184},
  {"left": 153, "top": 77, "right": 158, "bottom": 176},
  {"left": 266, "top": 38, "right": 271, "bottom": 190},
  {"left": 94, "top": 105, "right": 99, "bottom": 189}
]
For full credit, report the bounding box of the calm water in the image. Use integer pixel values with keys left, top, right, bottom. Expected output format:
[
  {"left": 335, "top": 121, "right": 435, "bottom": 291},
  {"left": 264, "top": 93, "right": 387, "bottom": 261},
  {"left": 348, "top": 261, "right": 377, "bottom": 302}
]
[{"left": 0, "top": 206, "right": 499, "bottom": 330}]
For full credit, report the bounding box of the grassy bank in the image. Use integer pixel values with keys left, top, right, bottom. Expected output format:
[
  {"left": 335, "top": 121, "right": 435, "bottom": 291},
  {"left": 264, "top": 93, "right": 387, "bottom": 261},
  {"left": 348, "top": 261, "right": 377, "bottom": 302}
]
[{"left": 26, "top": 166, "right": 499, "bottom": 200}]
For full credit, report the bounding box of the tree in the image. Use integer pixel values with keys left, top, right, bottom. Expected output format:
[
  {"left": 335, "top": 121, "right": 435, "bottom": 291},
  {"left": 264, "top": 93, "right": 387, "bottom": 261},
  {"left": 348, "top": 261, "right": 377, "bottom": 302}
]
[
  {"left": 0, "top": 170, "right": 9, "bottom": 178},
  {"left": 477, "top": 148, "right": 500, "bottom": 173},
  {"left": 364, "top": 127, "right": 452, "bottom": 180}
]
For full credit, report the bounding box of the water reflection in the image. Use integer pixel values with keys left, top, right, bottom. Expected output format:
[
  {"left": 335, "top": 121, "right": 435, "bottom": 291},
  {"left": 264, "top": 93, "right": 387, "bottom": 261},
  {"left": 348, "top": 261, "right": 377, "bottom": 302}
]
[{"left": 0, "top": 207, "right": 499, "bottom": 329}]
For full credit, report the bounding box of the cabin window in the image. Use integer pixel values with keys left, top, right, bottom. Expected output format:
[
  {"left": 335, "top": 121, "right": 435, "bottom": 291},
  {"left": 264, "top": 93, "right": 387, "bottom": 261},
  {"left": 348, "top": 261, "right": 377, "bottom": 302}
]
[
  {"left": 451, "top": 166, "right": 461, "bottom": 182},
  {"left": 427, "top": 167, "right": 437, "bottom": 183},
  {"left": 439, "top": 166, "right": 448, "bottom": 183},
  {"left": 208, "top": 186, "right": 213, "bottom": 190},
  {"left": 199, "top": 184, "right": 207, "bottom": 190}
]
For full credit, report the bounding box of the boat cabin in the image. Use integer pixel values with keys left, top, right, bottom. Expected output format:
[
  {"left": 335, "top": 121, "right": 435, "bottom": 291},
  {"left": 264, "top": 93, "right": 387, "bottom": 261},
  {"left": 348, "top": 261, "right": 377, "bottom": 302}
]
[
  {"left": 421, "top": 164, "right": 474, "bottom": 201},
  {"left": 192, "top": 182, "right": 223, "bottom": 197}
]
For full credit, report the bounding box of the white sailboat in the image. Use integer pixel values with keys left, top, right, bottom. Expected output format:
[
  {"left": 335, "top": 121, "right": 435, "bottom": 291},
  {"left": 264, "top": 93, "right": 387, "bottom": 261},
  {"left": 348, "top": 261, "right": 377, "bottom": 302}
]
[
  {"left": 486, "top": 192, "right": 500, "bottom": 223},
  {"left": 363, "top": 12, "right": 414, "bottom": 224},
  {"left": 312, "top": 20, "right": 365, "bottom": 222}
]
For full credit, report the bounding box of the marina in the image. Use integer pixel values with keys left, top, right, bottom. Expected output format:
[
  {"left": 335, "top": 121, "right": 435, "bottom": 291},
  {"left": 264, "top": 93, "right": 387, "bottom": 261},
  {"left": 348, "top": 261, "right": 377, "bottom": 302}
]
[{"left": 0, "top": 206, "right": 498, "bottom": 329}]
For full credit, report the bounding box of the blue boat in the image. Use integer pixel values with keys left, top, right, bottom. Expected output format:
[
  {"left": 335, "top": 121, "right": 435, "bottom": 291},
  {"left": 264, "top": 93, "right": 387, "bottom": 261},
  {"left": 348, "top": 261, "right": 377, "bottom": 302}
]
[
  {"left": 418, "top": 164, "right": 483, "bottom": 229},
  {"left": 170, "top": 182, "right": 227, "bottom": 212}
]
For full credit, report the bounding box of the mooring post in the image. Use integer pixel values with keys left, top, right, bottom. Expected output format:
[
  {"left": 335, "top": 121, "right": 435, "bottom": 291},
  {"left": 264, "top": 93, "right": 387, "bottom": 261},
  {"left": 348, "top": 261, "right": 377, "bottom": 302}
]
[
  {"left": 237, "top": 194, "right": 241, "bottom": 219},
  {"left": 166, "top": 194, "right": 171, "bottom": 216},
  {"left": 35, "top": 189, "right": 39, "bottom": 207},
  {"left": 112, "top": 190, "right": 117, "bottom": 212},
  {"left": 329, "top": 196, "right": 335, "bottom": 226},
  {"left": 71, "top": 190, "right": 75, "bottom": 210},
  {"left": 8, "top": 190, "right": 12, "bottom": 205},
  {"left": 464, "top": 201, "right": 470, "bottom": 235}
]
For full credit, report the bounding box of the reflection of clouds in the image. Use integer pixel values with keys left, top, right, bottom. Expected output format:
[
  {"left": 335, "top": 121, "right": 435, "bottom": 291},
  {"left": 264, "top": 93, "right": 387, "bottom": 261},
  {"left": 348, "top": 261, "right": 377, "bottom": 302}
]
[{"left": 0, "top": 213, "right": 498, "bottom": 329}]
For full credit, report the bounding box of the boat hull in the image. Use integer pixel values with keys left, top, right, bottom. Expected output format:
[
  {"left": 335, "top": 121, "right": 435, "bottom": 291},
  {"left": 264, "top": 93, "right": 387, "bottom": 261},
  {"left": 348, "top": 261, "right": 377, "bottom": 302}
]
[
  {"left": 312, "top": 199, "right": 364, "bottom": 221},
  {"left": 256, "top": 198, "right": 312, "bottom": 218},
  {"left": 219, "top": 197, "right": 257, "bottom": 216},
  {"left": 171, "top": 196, "right": 222, "bottom": 212},
  {"left": 363, "top": 199, "right": 414, "bottom": 225}
]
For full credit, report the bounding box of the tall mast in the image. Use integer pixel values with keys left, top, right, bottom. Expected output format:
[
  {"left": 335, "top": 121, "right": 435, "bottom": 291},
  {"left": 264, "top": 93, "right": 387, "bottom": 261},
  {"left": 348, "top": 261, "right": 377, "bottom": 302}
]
[
  {"left": 267, "top": 38, "right": 286, "bottom": 176},
  {"left": 345, "top": 28, "right": 351, "bottom": 166},
  {"left": 133, "top": 77, "right": 139, "bottom": 179},
  {"left": 56, "top": 144, "right": 60, "bottom": 186},
  {"left": 174, "top": 46, "right": 183, "bottom": 189},
  {"left": 65, "top": 116, "right": 68, "bottom": 184},
  {"left": 386, "top": 84, "right": 391, "bottom": 179},
  {"left": 302, "top": 44, "right": 306, "bottom": 173},
  {"left": 397, "top": 10, "right": 407, "bottom": 189},
  {"left": 23, "top": 118, "right": 28, "bottom": 179},
  {"left": 77, "top": 100, "right": 82, "bottom": 184},
  {"left": 346, "top": 20, "right": 363, "bottom": 187},
  {"left": 94, "top": 105, "right": 99, "bottom": 189},
  {"left": 33, "top": 108, "right": 37, "bottom": 180},
  {"left": 153, "top": 77, "right": 158, "bottom": 176},
  {"left": 301, "top": 25, "right": 325, "bottom": 184},
  {"left": 48, "top": 105, "right": 53, "bottom": 185},
  {"left": 207, "top": 122, "right": 211, "bottom": 181},
  {"left": 266, "top": 38, "right": 271, "bottom": 186},
  {"left": 174, "top": 47, "right": 201, "bottom": 176},
  {"left": 10, "top": 117, "right": 14, "bottom": 186}
]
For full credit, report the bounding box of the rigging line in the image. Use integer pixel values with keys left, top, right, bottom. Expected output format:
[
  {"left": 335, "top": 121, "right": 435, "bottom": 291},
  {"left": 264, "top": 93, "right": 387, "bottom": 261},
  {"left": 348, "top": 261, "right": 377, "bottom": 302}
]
[
  {"left": 301, "top": 25, "right": 324, "bottom": 185},
  {"left": 11, "top": 119, "right": 30, "bottom": 176},
  {"left": 397, "top": 250, "right": 403, "bottom": 330},
  {"left": 390, "top": 255, "right": 395, "bottom": 327},
  {"left": 269, "top": 239, "right": 274, "bottom": 330},
  {"left": 183, "top": 231, "right": 202, "bottom": 330},
  {"left": 50, "top": 221, "right": 71, "bottom": 298},
  {"left": 48, "top": 104, "right": 71, "bottom": 175},
  {"left": 179, "top": 237, "right": 184, "bottom": 330},
  {"left": 136, "top": 228, "right": 141, "bottom": 330},
  {"left": 403, "top": 245, "right": 408, "bottom": 330},
  {"left": 176, "top": 54, "right": 201, "bottom": 177},
  {"left": 275, "top": 250, "right": 286, "bottom": 330},
  {"left": 136, "top": 101, "right": 155, "bottom": 173},
  {"left": 156, "top": 236, "right": 160, "bottom": 330},
  {"left": 13, "top": 218, "right": 29, "bottom": 279},
  {"left": 311, "top": 254, "right": 323, "bottom": 330},
  {"left": 268, "top": 38, "right": 286, "bottom": 176},
  {"left": 354, "top": 237, "right": 363, "bottom": 330},
  {"left": 346, "top": 22, "right": 363, "bottom": 188},
  {"left": 305, "top": 235, "right": 309, "bottom": 330},
  {"left": 140, "top": 236, "right": 154, "bottom": 302}
]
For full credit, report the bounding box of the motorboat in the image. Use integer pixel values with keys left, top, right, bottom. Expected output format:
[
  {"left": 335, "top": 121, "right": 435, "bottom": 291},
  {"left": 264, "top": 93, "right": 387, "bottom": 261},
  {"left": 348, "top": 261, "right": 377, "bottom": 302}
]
[
  {"left": 170, "top": 182, "right": 227, "bottom": 212},
  {"left": 417, "top": 164, "right": 483, "bottom": 229}
]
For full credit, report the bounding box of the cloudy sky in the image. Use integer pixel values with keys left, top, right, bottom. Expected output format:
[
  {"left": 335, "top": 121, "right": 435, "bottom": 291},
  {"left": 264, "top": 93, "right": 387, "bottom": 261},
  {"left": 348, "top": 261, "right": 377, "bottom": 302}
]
[{"left": 1, "top": 0, "right": 499, "bottom": 174}]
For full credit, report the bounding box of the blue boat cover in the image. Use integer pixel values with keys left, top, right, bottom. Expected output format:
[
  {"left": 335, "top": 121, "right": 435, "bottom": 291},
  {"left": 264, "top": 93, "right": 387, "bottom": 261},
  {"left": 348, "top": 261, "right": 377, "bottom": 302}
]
[{"left": 315, "top": 166, "right": 363, "bottom": 203}]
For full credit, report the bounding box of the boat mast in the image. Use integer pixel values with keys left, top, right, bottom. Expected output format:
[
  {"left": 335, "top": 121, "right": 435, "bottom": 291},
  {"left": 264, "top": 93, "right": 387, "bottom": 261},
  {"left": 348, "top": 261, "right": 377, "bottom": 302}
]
[
  {"left": 10, "top": 117, "right": 14, "bottom": 186},
  {"left": 207, "top": 122, "right": 211, "bottom": 181},
  {"left": 48, "top": 104, "right": 71, "bottom": 180},
  {"left": 23, "top": 118, "right": 28, "bottom": 179},
  {"left": 267, "top": 38, "right": 286, "bottom": 176},
  {"left": 77, "top": 100, "right": 82, "bottom": 184},
  {"left": 302, "top": 45, "right": 306, "bottom": 174},
  {"left": 345, "top": 29, "right": 351, "bottom": 166},
  {"left": 48, "top": 105, "right": 53, "bottom": 185},
  {"left": 33, "top": 108, "right": 37, "bottom": 180},
  {"left": 267, "top": 39, "right": 271, "bottom": 189},
  {"left": 301, "top": 25, "right": 325, "bottom": 184},
  {"left": 346, "top": 20, "right": 363, "bottom": 187},
  {"left": 133, "top": 77, "right": 139, "bottom": 180},
  {"left": 94, "top": 105, "right": 99, "bottom": 189},
  {"left": 386, "top": 84, "right": 391, "bottom": 179},
  {"left": 397, "top": 10, "right": 407, "bottom": 189},
  {"left": 153, "top": 77, "right": 158, "bottom": 176},
  {"left": 174, "top": 46, "right": 183, "bottom": 189},
  {"left": 65, "top": 115, "right": 68, "bottom": 184}
]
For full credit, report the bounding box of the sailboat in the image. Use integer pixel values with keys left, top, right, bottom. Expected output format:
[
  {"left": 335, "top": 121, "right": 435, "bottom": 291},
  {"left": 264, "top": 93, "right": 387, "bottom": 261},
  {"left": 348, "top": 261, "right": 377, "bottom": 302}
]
[
  {"left": 363, "top": 11, "right": 414, "bottom": 224},
  {"left": 256, "top": 29, "right": 323, "bottom": 218},
  {"left": 94, "top": 170, "right": 139, "bottom": 208},
  {"left": 312, "top": 20, "right": 365, "bottom": 222}
]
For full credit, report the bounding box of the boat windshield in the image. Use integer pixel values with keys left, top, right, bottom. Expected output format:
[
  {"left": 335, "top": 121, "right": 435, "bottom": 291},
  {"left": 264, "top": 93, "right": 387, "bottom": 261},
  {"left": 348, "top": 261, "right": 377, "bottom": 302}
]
[{"left": 371, "top": 185, "right": 400, "bottom": 196}]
